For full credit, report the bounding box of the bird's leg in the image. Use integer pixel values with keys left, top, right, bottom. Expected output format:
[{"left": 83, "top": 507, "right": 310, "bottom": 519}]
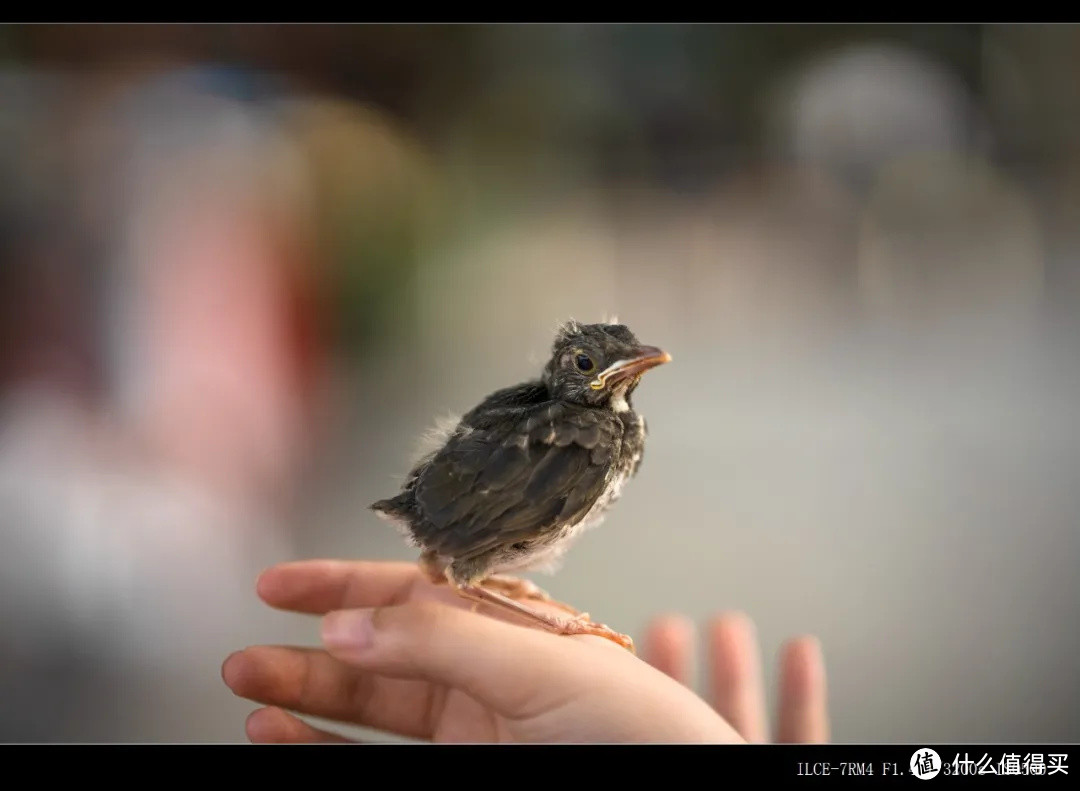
[
  {"left": 420, "top": 552, "right": 582, "bottom": 618},
  {"left": 477, "top": 574, "right": 586, "bottom": 619},
  {"left": 418, "top": 551, "right": 481, "bottom": 612},
  {"left": 449, "top": 578, "right": 635, "bottom": 654}
]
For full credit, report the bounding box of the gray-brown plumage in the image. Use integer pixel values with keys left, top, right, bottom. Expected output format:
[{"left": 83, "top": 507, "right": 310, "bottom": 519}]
[{"left": 372, "top": 320, "right": 670, "bottom": 651}]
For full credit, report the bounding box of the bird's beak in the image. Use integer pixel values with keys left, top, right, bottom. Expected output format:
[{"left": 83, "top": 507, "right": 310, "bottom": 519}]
[{"left": 590, "top": 346, "right": 672, "bottom": 390}]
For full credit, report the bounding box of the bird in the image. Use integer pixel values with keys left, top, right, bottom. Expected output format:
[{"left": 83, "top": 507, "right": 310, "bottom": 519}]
[{"left": 371, "top": 319, "right": 671, "bottom": 652}]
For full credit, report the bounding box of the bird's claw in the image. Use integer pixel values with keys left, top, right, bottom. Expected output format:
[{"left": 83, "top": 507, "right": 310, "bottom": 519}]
[
  {"left": 480, "top": 579, "right": 631, "bottom": 651},
  {"left": 559, "top": 614, "right": 636, "bottom": 654},
  {"left": 452, "top": 580, "right": 635, "bottom": 654},
  {"left": 480, "top": 574, "right": 584, "bottom": 617}
]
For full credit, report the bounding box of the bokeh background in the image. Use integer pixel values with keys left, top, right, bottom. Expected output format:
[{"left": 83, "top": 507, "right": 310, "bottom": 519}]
[{"left": 1, "top": 23, "right": 1078, "bottom": 743}]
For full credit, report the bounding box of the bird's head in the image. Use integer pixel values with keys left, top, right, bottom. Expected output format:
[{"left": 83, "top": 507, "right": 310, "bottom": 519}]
[{"left": 542, "top": 320, "right": 671, "bottom": 410}]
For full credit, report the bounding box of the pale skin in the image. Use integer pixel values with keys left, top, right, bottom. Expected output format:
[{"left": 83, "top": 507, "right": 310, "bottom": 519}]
[{"left": 222, "top": 559, "right": 829, "bottom": 743}]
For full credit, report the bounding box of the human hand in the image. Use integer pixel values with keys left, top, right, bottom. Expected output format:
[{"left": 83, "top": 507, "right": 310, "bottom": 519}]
[
  {"left": 642, "top": 612, "right": 829, "bottom": 743},
  {"left": 222, "top": 559, "right": 747, "bottom": 743}
]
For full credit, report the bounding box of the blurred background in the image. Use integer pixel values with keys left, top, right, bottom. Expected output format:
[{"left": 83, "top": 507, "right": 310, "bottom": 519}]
[{"left": 1, "top": 23, "right": 1078, "bottom": 743}]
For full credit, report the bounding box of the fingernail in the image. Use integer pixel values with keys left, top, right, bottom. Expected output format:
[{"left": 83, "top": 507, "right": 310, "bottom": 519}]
[
  {"left": 254, "top": 569, "right": 273, "bottom": 599},
  {"left": 221, "top": 650, "right": 246, "bottom": 690},
  {"left": 322, "top": 609, "right": 375, "bottom": 654}
]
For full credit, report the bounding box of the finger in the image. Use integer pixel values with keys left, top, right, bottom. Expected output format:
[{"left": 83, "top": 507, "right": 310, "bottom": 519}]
[
  {"left": 223, "top": 645, "right": 437, "bottom": 740},
  {"left": 707, "top": 611, "right": 769, "bottom": 743},
  {"left": 255, "top": 560, "right": 421, "bottom": 614},
  {"left": 320, "top": 601, "right": 623, "bottom": 719},
  {"left": 642, "top": 614, "right": 695, "bottom": 685},
  {"left": 776, "top": 635, "right": 829, "bottom": 743},
  {"left": 254, "top": 560, "right": 575, "bottom": 623},
  {"left": 245, "top": 706, "right": 356, "bottom": 743}
]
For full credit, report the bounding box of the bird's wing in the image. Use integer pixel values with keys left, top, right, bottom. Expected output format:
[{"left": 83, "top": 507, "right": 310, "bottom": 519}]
[{"left": 408, "top": 403, "right": 622, "bottom": 561}]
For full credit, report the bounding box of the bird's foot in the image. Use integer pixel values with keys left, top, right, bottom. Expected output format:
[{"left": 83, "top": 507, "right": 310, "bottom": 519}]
[
  {"left": 481, "top": 573, "right": 549, "bottom": 599},
  {"left": 557, "top": 614, "right": 636, "bottom": 653},
  {"left": 455, "top": 583, "right": 634, "bottom": 654},
  {"left": 479, "top": 574, "right": 584, "bottom": 618}
]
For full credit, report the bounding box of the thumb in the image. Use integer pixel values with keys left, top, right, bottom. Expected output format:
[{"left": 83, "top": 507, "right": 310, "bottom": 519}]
[{"left": 320, "top": 600, "right": 607, "bottom": 717}]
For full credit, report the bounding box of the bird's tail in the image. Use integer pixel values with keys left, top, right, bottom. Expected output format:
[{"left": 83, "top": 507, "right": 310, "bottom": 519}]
[
  {"left": 370, "top": 497, "right": 395, "bottom": 514},
  {"left": 370, "top": 493, "right": 407, "bottom": 517},
  {"left": 370, "top": 493, "right": 419, "bottom": 545}
]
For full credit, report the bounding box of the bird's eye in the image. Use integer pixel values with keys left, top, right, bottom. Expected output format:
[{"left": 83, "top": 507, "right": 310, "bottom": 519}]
[{"left": 575, "top": 353, "right": 595, "bottom": 372}]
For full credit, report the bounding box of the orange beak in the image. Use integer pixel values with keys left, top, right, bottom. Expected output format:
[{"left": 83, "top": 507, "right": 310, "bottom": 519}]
[{"left": 590, "top": 346, "right": 672, "bottom": 390}]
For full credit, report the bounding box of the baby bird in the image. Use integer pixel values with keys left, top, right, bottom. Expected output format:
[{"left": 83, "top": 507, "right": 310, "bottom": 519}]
[{"left": 372, "top": 320, "right": 671, "bottom": 652}]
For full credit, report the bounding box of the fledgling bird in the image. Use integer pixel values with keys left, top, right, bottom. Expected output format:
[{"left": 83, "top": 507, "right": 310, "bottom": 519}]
[{"left": 371, "top": 320, "right": 671, "bottom": 652}]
